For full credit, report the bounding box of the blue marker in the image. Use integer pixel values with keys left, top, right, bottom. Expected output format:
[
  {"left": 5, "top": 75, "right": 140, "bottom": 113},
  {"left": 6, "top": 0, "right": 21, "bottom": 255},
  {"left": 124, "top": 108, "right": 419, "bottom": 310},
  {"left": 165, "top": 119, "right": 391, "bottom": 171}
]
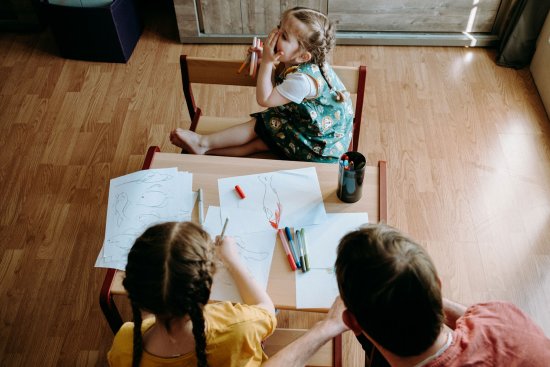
[{"left": 284, "top": 226, "right": 302, "bottom": 269}]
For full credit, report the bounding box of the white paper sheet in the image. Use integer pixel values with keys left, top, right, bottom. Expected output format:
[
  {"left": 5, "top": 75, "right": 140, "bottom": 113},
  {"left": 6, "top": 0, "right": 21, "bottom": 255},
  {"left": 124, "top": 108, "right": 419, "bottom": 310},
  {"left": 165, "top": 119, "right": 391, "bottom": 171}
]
[
  {"left": 95, "top": 168, "right": 194, "bottom": 270},
  {"left": 204, "top": 206, "right": 277, "bottom": 303},
  {"left": 218, "top": 167, "right": 326, "bottom": 234},
  {"left": 295, "top": 212, "right": 369, "bottom": 309}
]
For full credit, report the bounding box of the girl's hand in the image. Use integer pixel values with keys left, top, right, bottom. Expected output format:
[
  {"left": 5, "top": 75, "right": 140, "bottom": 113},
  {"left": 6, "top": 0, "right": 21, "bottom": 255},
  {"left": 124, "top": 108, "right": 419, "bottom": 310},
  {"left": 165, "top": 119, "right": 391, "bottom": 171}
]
[
  {"left": 215, "top": 236, "right": 240, "bottom": 265},
  {"left": 263, "top": 28, "right": 284, "bottom": 64},
  {"left": 248, "top": 42, "right": 262, "bottom": 61}
]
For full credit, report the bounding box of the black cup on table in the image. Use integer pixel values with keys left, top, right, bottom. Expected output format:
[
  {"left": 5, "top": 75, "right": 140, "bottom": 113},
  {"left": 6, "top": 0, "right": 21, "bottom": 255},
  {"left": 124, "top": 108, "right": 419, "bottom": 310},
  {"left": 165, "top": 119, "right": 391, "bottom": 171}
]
[{"left": 337, "top": 151, "right": 366, "bottom": 203}]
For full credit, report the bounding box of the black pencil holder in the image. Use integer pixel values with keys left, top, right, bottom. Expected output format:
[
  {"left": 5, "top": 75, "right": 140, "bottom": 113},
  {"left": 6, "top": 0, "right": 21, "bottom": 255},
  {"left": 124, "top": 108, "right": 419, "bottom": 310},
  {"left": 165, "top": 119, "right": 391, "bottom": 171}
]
[{"left": 337, "top": 151, "right": 366, "bottom": 203}]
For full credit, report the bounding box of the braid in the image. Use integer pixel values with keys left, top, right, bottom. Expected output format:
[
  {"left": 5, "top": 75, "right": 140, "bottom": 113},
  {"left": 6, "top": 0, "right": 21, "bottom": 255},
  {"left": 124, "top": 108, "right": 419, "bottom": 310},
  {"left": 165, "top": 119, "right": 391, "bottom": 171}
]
[
  {"left": 130, "top": 301, "right": 144, "bottom": 367},
  {"left": 123, "top": 222, "right": 215, "bottom": 367},
  {"left": 189, "top": 302, "right": 209, "bottom": 367},
  {"left": 319, "top": 64, "right": 346, "bottom": 103}
]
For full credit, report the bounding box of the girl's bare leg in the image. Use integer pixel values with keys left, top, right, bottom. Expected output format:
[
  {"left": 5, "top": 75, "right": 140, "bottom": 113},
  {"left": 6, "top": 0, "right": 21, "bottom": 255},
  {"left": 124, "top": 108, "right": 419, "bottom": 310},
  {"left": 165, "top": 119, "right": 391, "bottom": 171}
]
[
  {"left": 207, "top": 138, "right": 269, "bottom": 156},
  {"left": 170, "top": 119, "right": 259, "bottom": 155}
]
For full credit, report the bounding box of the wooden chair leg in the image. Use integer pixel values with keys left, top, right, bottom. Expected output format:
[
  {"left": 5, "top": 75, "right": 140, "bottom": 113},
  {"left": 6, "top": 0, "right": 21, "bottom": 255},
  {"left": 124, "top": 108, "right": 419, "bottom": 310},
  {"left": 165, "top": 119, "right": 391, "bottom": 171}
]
[
  {"left": 99, "top": 268, "right": 123, "bottom": 334},
  {"left": 333, "top": 334, "right": 342, "bottom": 367}
]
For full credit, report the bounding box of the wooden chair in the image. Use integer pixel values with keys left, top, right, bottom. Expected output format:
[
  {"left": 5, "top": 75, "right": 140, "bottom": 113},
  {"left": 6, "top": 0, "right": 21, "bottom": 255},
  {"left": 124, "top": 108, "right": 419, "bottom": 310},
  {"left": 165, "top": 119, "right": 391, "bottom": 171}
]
[
  {"left": 263, "top": 328, "right": 342, "bottom": 367},
  {"left": 180, "top": 55, "right": 367, "bottom": 153}
]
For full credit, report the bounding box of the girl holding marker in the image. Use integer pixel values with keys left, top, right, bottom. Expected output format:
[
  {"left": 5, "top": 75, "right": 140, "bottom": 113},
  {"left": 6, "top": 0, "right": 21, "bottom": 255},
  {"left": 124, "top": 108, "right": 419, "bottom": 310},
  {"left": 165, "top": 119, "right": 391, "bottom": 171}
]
[
  {"left": 170, "top": 7, "right": 353, "bottom": 163},
  {"left": 108, "top": 222, "right": 275, "bottom": 367}
]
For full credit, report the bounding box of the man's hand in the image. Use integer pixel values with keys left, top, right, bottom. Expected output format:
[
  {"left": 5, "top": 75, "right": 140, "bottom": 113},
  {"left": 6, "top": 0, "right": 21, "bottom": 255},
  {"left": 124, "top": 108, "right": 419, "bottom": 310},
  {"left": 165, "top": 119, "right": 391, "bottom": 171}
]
[{"left": 322, "top": 296, "right": 350, "bottom": 336}]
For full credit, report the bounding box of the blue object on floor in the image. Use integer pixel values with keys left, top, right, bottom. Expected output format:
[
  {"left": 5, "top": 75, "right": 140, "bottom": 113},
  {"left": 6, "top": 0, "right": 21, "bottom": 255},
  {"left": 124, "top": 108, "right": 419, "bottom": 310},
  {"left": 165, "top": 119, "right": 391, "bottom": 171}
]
[{"left": 45, "top": 0, "right": 143, "bottom": 63}]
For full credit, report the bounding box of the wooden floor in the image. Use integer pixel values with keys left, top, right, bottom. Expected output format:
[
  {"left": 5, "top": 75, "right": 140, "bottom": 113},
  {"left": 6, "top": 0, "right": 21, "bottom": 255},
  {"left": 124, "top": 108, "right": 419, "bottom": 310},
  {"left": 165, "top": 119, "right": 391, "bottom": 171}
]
[{"left": 1, "top": 2, "right": 549, "bottom": 366}]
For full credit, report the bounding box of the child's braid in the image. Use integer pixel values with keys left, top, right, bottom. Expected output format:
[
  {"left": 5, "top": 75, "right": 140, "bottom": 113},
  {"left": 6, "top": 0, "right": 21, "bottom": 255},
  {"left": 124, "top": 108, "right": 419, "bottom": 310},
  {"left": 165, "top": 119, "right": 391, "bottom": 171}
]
[
  {"left": 188, "top": 301, "right": 209, "bottom": 367},
  {"left": 123, "top": 221, "right": 215, "bottom": 367},
  {"left": 130, "top": 300, "right": 143, "bottom": 367},
  {"left": 184, "top": 262, "right": 212, "bottom": 367}
]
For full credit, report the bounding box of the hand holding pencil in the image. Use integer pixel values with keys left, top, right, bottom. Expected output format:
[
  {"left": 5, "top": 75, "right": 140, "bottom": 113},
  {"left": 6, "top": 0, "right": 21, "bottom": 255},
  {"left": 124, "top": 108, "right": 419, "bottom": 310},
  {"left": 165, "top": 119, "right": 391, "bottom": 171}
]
[
  {"left": 215, "top": 235, "right": 240, "bottom": 265},
  {"left": 215, "top": 217, "right": 239, "bottom": 263}
]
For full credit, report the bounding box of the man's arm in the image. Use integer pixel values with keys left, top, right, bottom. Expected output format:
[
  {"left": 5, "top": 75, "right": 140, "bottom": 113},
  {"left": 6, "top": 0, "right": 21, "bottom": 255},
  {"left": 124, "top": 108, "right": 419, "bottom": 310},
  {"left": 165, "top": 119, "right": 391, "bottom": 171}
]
[
  {"left": 262, "top": 297, "right": 349, "bottom": 367},
  {"left": 443, "top": 298, "right": 468, "bottom": 329}
]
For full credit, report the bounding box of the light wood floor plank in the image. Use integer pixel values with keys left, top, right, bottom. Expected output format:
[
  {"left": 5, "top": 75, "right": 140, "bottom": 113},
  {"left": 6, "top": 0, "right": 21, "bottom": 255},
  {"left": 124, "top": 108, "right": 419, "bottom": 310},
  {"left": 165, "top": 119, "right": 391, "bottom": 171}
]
[{"left": 0, "top": 2, "right": 549, "bottom": 366}]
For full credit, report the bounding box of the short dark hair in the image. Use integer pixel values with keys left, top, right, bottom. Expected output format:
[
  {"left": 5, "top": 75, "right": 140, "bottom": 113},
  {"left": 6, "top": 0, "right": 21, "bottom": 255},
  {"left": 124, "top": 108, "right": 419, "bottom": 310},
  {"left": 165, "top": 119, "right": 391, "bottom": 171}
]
[{"left": 335, "top": 223, "right": 444, "bottom": 356}]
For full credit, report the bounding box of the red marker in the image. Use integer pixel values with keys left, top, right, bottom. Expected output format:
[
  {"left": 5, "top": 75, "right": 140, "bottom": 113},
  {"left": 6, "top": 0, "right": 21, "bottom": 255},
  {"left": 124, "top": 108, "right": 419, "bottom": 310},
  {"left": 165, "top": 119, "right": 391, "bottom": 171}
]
[
  {"left": 235, "top": 185, "right": 246, "bottom": 199},
  {"left": 278, "top": 229, "right": 297, "bottom": 271}
]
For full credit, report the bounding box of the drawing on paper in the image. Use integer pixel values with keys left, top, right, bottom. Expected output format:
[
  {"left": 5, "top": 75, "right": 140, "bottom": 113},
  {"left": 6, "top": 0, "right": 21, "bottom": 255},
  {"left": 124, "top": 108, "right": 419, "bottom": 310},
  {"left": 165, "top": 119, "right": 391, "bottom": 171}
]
[
  {"left": 258, "top": 175, "right": 282, "bottom": 229},
  {"left": 216, "top": 235, "right": 270, "bottom": 286},
  {"left": 135, "top": 184, "right": 171, "bottom": 208},
  {"left": 97, "top": 168, "right": 195, "bottom": 270},
  {"left": 114, "top": 192, "right": 130, "bottom": 226},
  {"left": 106, "top": 231, "right": 141, "bottom": 249},
  {"left": 115, "top": 171, "right": 175, "bottom": 187},
  {"left": 235, "top": 236, "right": 270, "bottom": 262}
]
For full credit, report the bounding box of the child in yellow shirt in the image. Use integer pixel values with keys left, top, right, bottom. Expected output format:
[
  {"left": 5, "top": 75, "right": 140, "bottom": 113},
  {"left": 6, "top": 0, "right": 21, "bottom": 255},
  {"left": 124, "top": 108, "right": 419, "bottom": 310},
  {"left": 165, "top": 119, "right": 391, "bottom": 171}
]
[{"left": 107, "top": 222, "right": 276, "bottom": 367}]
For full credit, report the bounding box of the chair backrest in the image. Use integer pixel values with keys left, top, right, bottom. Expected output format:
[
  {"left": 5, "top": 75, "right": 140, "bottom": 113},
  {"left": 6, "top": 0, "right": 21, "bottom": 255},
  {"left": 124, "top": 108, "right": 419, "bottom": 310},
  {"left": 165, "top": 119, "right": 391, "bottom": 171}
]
[{"left": 180, "top": 54, "right": 367, "bottom": 151}]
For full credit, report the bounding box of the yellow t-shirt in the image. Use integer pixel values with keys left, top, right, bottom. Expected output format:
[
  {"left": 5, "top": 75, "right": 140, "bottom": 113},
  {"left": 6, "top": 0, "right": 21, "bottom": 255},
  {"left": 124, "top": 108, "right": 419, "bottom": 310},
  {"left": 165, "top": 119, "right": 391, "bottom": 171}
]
[{"left": 108, "top": 301, "right": 276, "bottom": 367}]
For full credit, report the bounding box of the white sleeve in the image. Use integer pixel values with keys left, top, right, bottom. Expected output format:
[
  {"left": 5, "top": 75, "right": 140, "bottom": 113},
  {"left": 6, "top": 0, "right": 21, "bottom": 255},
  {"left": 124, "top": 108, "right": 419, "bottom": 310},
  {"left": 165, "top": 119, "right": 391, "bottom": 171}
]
[{"left": 275, "top": 73, "right": 317, "bottom": 103}]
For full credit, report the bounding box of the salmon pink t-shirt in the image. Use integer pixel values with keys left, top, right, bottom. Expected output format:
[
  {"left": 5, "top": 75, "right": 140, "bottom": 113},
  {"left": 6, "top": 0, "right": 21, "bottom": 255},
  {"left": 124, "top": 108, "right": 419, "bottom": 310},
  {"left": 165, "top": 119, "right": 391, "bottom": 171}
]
[{"left": 427, "top": 302, "right": 550, "bottom": 366}]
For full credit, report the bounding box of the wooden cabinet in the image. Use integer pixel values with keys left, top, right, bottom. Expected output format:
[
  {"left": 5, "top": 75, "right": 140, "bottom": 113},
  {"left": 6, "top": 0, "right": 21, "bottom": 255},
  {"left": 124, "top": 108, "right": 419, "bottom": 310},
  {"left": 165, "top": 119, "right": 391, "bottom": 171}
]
[
  {"left": 173, "top": 0, "right": 510, "bottom": 46},
  {"left": 531, "top": 12, "right": 550, "bottom": 116},
  {"left": 175, "top": 0, "right": 326, "bottom": 42},
  {"left": 329, "top": 0, "right": 501, "bottom": 32}
]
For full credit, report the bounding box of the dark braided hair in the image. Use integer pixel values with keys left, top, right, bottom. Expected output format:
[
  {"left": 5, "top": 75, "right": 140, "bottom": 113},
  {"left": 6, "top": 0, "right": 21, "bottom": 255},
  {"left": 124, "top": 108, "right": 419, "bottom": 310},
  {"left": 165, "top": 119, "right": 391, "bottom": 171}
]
[
  {"left": 282, "top": 7, "right": 346, "bottom": 103},
  {"left": 123, "top": 221, "right": 215, "bottom": 367},
  {"left": 130, "top": 301, "right": 143, "bottom": 367}
]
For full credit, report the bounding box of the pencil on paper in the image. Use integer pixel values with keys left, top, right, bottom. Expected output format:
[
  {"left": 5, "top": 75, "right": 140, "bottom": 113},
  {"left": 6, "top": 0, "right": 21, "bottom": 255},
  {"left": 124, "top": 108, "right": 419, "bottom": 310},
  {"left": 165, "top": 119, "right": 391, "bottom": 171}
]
[
  {"left": 198, "top": 188, "right": 204, "bottom": 225},
  {"left": 218, "top": 216, "right": 229, "bottom": 245}
]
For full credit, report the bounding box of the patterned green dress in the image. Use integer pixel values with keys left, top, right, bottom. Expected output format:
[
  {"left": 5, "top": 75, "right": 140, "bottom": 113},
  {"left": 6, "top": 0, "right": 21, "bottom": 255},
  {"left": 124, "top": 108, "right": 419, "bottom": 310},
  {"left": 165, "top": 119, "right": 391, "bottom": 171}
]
[{"left": 253, "top": 62, "right": 354, "bottom": 163}]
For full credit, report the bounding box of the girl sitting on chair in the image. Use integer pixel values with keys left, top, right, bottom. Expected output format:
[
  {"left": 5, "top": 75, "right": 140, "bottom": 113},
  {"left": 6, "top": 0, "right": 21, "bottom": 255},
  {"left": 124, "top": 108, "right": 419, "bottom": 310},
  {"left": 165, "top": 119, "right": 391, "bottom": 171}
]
[
  {"left": 170, "top": 7, "right": 353, "bottom": 163},
  {"left": 108, "top": 221, "right": 276, "bottom": 367}
]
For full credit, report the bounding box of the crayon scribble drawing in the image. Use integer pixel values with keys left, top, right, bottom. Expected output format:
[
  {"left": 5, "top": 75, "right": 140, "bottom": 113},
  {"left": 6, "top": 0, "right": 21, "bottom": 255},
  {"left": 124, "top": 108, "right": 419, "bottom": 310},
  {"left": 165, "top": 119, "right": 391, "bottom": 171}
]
[
  {"left": 114, "top": 192, "right": 129, "bottom": 226},
  {"left": 136, "top": 184, "right": 171, "bottom": 208},
  {"left": 258, "top": 175, "right": 282, "bottom": 229},
  {"left": 218, "top": 167, "right": 327, "bottom": 235},
  {"left": 215, "top": 235, "right": 271, "bottom": 288},
  {"left": 204, "top": 206, "right": 277, "bottom": 303},
  {"left": 115, "top": 171, "right": 175, "bottom": 187},
  {"left": 96, "top": 168, "right": 194, "bottom": 270},
  {"left": 235, "top": 235, "right": 270, "bottom": 262}
]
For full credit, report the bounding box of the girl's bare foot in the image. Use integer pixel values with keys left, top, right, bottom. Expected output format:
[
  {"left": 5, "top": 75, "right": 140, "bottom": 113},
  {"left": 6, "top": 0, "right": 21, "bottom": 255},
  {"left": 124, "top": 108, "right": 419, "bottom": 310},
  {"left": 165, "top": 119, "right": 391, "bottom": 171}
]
[{"left": 169, "top": 128, "right": 209, "bottom": 155}]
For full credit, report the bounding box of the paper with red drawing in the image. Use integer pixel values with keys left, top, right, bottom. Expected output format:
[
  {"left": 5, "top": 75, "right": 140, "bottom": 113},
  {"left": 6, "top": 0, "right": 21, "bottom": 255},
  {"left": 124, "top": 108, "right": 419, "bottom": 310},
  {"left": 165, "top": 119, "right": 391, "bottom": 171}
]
[{"left": 217, "top": 167, "right": 327, "bottom": 235}]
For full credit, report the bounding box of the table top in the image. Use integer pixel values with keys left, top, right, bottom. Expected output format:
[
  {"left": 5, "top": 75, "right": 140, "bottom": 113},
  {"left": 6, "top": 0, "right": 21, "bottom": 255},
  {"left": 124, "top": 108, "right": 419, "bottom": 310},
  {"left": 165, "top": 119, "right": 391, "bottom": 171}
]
[{"left": 108, "top": 152, "right": 386, "bottom": 311}]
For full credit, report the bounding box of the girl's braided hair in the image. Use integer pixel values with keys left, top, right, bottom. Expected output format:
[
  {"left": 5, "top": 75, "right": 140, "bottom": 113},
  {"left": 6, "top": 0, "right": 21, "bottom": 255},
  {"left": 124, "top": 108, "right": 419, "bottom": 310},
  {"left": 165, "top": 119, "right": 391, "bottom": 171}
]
[
  {"left": 282, "top": 7, "right": 346, "bottom": 102},
  {"left": 123, "top": 221, "right": 215, "bottom": 367}
]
